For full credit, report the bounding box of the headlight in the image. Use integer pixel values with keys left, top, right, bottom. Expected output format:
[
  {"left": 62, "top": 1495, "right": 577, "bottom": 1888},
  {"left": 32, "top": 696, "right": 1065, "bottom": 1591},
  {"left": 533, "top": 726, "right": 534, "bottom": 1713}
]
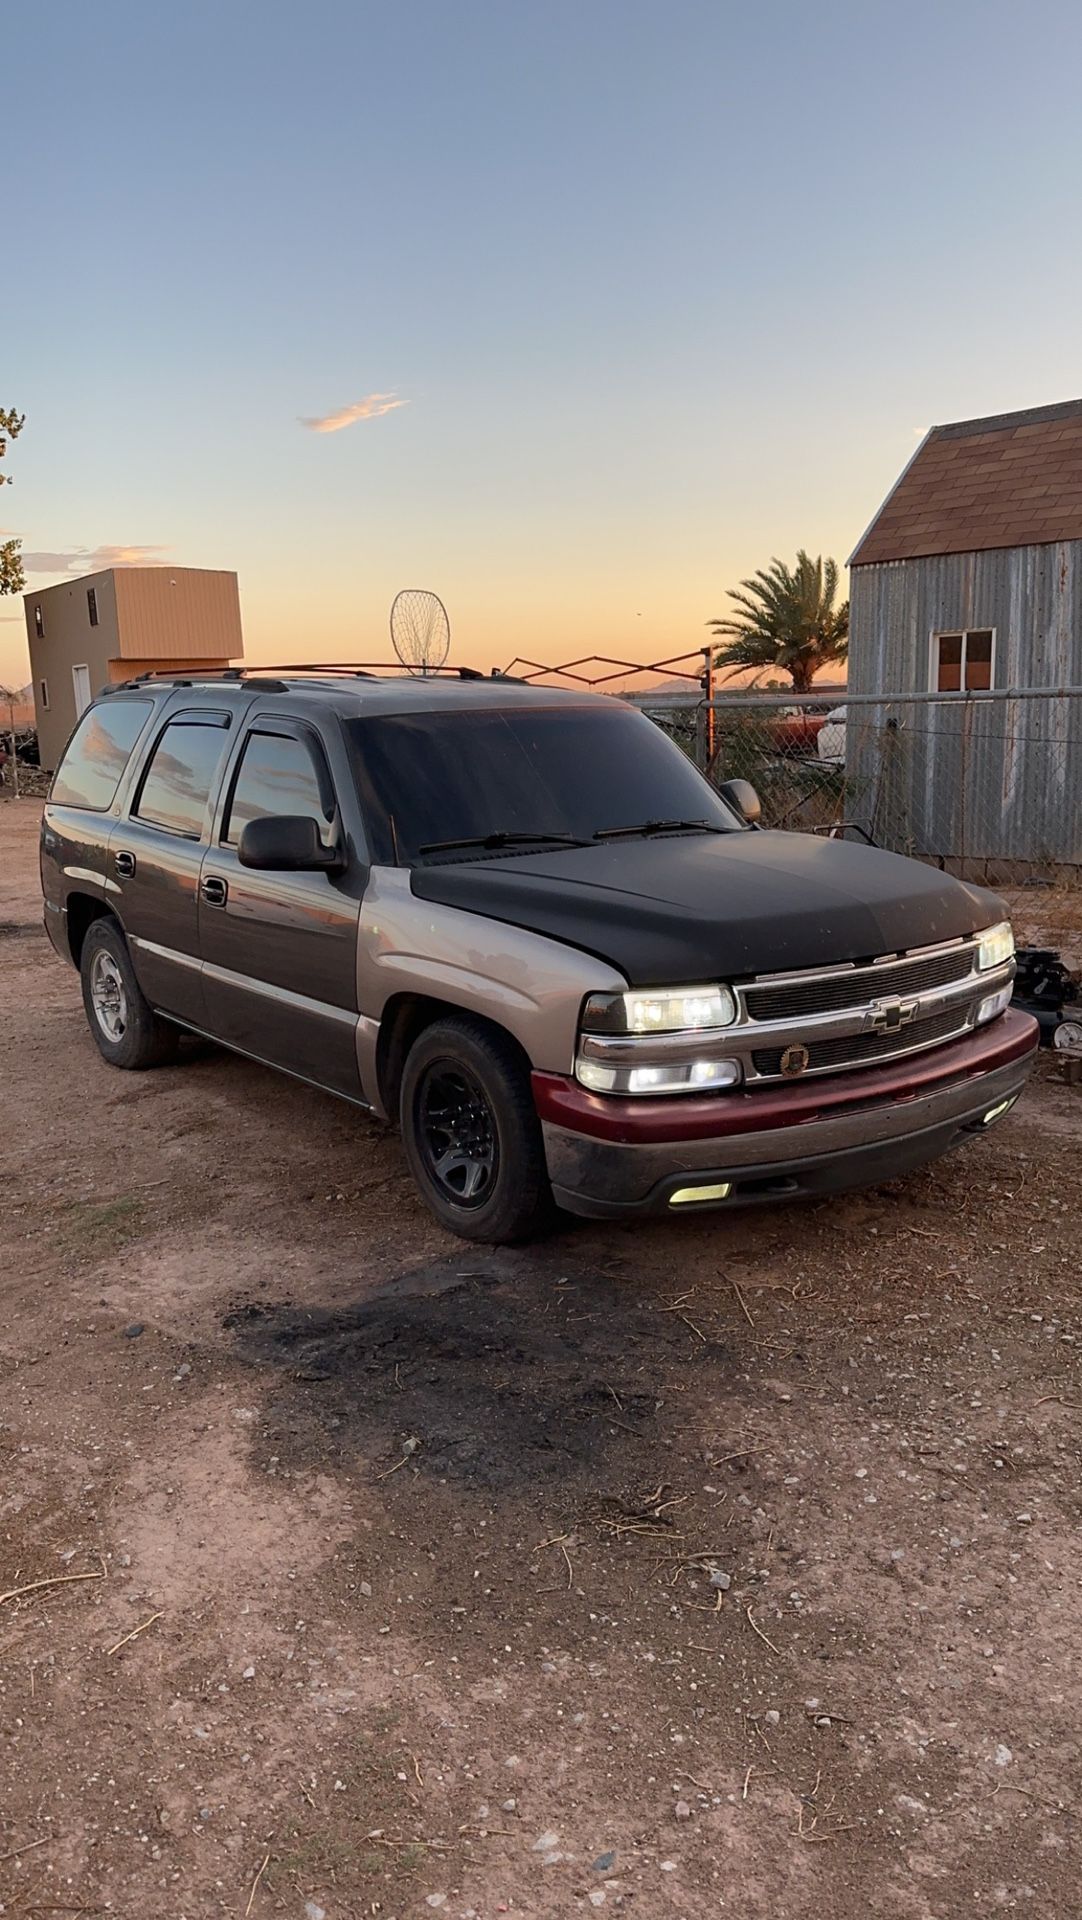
[
  {"left": 977, "top": 921, "right": 1014, "bottom": 972},
  {"left": 577, "top": 983, "right": 741, "bottom": 1095},
  {"left": 583, "top": 985, "right": 737, "bottom": 1034}
]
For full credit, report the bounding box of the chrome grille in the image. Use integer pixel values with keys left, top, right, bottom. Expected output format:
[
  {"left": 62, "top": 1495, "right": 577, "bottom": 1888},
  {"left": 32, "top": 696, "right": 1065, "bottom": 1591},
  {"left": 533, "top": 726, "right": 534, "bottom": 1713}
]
[
  {"left": 743, "top": 945, "right": 974, "bottom": 1023},
  {"left": 750, "top": 1006, "right": 969, "bottom": 1080}
]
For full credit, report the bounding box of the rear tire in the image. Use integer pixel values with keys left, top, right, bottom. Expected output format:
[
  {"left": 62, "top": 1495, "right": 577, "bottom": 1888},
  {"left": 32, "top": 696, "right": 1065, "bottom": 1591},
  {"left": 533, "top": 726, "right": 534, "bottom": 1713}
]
[
  {"left": 399, "top": 1016, "right": 552, "bottom": 1243},
  {"left": 80, "top": 918, "right": 181, "bottom": 1070}
]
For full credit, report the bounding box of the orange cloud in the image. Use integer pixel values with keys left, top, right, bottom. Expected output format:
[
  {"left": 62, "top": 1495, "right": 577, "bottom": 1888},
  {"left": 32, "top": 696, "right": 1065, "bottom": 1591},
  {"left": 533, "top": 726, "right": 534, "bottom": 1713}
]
[
  {"left": 22, "top": 543, "right": 171, "bottom": 573},
  {"left": 300, "top": 393, "right": 407, "bottom": 433}
]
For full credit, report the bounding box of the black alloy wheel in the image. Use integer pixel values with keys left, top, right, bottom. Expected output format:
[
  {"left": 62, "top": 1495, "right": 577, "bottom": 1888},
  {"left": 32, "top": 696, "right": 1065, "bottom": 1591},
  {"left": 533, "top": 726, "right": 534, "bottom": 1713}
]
[
  {"left": 398, "top": 1015, "right": 553, "bottom": 1243},
  {"left": 416, "top": 1059, "right": 500, "bottom": 1208}
]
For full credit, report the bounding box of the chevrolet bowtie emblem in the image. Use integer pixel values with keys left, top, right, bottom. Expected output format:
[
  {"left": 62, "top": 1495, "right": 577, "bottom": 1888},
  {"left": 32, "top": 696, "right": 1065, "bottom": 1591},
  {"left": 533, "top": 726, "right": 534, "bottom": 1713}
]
[{"left": 869, "top": 996, "right": 919, "bottom": 1034}]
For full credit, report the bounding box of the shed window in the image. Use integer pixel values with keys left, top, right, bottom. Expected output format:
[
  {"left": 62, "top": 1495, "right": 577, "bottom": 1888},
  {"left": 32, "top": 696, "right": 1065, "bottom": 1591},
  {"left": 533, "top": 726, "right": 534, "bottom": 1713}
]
[
  {"left": 931, "top": 629, "right": 994, "bottom": 692},
  {"left": 87, "top": 587, "right": 99, "bottom": 627},
  {"left": 33, "top": 604, "right": 44, "bottom": 639},
  {"left": 39, "top": 678, "right": 50, "bottom": 711}
]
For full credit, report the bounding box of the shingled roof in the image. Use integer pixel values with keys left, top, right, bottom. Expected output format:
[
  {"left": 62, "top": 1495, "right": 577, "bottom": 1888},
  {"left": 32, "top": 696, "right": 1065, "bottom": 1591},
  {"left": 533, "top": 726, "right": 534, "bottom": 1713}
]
[{"left": 849, "top": 397, "right": 1082, "bottom": 566}]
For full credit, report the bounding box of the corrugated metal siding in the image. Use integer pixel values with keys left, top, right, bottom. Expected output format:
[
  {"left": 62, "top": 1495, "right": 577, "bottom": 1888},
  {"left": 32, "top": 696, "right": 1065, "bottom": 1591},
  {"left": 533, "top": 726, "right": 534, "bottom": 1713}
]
[
  {"left": 847, "top": 543, "right": 1082, "bottom": 866},
  {"left": 113, "top": 567, "right": 243, "bottom": 661}
]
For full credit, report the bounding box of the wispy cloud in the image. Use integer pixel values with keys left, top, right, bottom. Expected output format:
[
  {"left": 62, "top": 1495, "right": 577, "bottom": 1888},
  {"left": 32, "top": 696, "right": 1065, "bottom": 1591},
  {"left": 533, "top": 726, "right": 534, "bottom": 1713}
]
[
  {"left": 300, "top": 392, "right": 407, "bottom": 434},
  {"left": 21, "top": 543, "right": 171, "bottom": 574}
]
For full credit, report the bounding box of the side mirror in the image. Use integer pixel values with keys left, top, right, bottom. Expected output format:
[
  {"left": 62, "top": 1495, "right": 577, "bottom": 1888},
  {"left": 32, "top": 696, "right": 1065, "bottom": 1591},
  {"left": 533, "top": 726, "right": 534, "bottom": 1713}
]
[
  {"left": 237, "top": 814, "right": 343, "bottom": 872},
  {"left": 718, "top": 777, "right": 762, "bottom": 827}
]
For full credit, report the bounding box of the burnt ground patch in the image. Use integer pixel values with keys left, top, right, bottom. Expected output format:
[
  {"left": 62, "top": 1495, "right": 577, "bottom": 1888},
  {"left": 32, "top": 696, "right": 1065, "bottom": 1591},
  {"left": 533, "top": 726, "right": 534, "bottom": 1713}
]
[{"left": 224, "top": 1246, "right": 740, "bottom": 1491}]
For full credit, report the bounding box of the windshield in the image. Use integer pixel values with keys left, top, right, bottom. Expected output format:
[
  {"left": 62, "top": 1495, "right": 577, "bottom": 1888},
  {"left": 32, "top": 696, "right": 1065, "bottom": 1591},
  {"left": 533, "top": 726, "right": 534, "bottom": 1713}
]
[{"left": 345, "top": 704, "right": 742, "bottom": 865}]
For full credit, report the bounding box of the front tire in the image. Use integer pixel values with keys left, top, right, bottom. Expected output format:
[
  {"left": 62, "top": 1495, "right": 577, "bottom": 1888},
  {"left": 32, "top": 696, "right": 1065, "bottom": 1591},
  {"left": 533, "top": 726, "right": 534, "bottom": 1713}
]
[
  {"left": 399, "top": 1017, "right": 552, "bottom": 1243},
  {"left": 80, "top": 918, "right": 180, "bottom": 1070}
]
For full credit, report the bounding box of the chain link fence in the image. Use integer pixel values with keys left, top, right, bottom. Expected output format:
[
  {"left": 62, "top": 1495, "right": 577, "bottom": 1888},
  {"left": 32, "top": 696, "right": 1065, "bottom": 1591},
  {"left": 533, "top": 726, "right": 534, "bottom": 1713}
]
[{"left": 642, "top": 688, "right": 1082, "bottom": 892}]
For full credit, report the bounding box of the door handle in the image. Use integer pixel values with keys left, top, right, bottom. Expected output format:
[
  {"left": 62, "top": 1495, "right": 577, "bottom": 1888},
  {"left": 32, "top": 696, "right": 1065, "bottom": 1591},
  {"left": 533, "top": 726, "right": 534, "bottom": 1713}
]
[
  {"left": 114, "top": 850, "right": 136, "bottom": 879},
  {"left": 201, "top": 876, "right": 228, "bottom": 906}
]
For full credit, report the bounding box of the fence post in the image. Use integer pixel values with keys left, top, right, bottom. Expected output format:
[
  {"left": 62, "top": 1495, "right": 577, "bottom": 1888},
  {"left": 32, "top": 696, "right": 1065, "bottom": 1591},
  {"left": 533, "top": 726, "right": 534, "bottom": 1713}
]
[{"left": 960, "top": 691, "right": 973, "bottom": 875}]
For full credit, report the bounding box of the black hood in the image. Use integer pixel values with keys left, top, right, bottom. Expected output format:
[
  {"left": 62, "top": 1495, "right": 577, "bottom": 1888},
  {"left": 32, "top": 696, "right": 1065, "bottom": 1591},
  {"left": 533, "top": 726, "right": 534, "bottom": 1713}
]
[{"left": 411, "top": 830, "right": 1005, "bottom": 985}]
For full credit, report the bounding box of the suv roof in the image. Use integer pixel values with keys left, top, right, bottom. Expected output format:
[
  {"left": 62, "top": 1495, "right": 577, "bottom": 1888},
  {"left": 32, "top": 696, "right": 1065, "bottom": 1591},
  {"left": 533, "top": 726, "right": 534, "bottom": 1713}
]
[{"left": 100, "top": 667, "right": 612, "bottom": 717}]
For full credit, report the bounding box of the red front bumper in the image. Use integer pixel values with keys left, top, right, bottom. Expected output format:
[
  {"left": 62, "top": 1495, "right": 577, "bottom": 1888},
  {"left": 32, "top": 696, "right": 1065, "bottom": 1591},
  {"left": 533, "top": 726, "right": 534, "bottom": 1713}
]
[{"left": 532, "top": 1009, "right": 1038, "bottom": 1145}]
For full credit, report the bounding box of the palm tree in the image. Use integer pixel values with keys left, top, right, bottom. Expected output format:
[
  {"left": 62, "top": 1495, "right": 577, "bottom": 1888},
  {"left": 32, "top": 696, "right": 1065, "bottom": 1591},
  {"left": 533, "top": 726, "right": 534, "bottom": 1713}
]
[{"left": 708, "top": 551, "right": 848, "bottom": 694}]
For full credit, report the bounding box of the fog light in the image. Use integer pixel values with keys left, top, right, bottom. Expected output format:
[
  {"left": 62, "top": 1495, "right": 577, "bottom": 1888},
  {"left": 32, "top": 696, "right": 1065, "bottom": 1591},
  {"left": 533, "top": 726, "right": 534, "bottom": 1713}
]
[
  {"left": 976, "top": 985, "right": 1013, "bottom": 1024},
  {"left": 982, "top": 1097, "right": 1016, "bottom": 1126},
  {"left": 669, "top": 1181, "right": 733, "bottom": 1206}
]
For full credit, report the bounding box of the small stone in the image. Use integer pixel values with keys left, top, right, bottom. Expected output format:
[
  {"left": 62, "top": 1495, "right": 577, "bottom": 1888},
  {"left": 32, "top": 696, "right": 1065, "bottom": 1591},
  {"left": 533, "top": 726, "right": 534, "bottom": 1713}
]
[
  {"left": 123, "top": 1323, "right": 144, "bottom": 1339},
  {"left": 674, "top": 1800, "right": 691, "bottom": 1821},
  {"left": 592, "top": 1851, "right": 616, "bottom": 1873},
  {"left": 242, "top": 1665, "right": 255, "bottom": 1680},
  {"left": 305, "top": 1906, "right": 326, "bottom": 1920},
  {"left": 588, "top": 1894, "right": 606, "bottom": 1909},
  {"left": 660, "top": 1859, "right": 678, "bottom": 1872},
  {"left": 764, "top": 1709, "right": 780, "bottom": 1727},
  {"left": 425, "top": 1899, "right": 447, "bottom": 1911},
  {"left": 502, "top": 1798, "right": 517, "bottom": 1812},
  {"left": 709, "top": 1569, "right": 732, "bottom": 1592},
  {"left": 542, "top": 1851, "right": 563, "bottom": 1866},
  {"left": 1015, "top": 1513, "right": 1033, "bottom": 1525},
  {"left": 359, "top": 1580, "right": 372, "bottom": 1597},
  {"left": 995, "top": 1744, "right": 1013, "bottom": 1768},
  {"left": 533, "top": 1831, "right": 560, "bottom": 1852}
]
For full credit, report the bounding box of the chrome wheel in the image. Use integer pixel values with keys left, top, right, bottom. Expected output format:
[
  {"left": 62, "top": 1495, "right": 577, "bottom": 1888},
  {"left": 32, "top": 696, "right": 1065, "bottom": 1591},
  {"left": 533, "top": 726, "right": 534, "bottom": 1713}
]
[
  {"left": 416, "top": 1060, "right": 499, "bottom": 1208},
  {"left": 90, "top": 949, "right": 128, "bottom": 1041}
]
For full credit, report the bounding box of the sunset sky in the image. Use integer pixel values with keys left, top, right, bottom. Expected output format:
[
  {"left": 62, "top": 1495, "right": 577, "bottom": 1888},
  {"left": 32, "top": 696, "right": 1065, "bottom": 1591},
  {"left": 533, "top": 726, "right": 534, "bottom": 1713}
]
[{"left": 4, "top": 0, "right": 1082, "bottom": 689}]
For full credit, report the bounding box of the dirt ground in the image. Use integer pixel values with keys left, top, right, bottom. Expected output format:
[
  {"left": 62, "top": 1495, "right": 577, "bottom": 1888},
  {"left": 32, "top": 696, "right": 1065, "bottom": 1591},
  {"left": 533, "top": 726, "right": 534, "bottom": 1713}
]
[{"left": 2, "top": 797, "right": 1080, "bottom": 1920}]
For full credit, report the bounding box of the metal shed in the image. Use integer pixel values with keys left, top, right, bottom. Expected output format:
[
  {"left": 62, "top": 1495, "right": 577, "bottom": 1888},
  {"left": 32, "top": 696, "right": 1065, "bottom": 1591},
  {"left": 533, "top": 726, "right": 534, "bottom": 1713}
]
[{"left": 847, "top": 399, "right": 1082, "bottom": 877}]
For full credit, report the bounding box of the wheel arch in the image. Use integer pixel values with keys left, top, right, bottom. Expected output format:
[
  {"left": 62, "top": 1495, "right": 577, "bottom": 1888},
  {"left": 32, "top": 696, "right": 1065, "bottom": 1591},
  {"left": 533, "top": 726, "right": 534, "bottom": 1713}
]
[
  {"left": 376, "top": 992, "right": 534, "bottom": 1119},
  {"left": 66, "top": 891, "right": 121, "bottom": 968}
]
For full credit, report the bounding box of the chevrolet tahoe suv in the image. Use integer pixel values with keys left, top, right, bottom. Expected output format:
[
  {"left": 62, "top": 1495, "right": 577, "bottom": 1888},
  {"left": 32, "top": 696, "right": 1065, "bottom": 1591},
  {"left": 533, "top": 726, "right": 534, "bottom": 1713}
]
[{"left": 40, "top": 669, "right": 1037, "bottom": 1242}]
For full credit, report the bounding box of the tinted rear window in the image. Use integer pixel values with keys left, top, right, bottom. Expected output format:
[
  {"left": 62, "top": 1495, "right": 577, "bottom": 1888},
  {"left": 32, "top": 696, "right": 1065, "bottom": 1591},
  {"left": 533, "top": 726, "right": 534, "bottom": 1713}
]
[
  {"left": 50, "top": 699, "right": 152, "bottom": 811},
  {"left": 134, "top": 718, "right": 230, "bottom": 837},
  {"left": 345, "top": 705, "right": 738, "bottom": 864}
]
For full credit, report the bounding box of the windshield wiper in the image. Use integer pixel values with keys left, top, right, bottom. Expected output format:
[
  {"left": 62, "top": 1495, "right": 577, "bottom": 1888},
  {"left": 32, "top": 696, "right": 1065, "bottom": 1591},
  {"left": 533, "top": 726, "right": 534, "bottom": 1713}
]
[
  {"left": 593, "top": 817, "right": 725, "bottom": 841},
  {"left": 418, "top": 830, "right": 590, "bottom": 855}
]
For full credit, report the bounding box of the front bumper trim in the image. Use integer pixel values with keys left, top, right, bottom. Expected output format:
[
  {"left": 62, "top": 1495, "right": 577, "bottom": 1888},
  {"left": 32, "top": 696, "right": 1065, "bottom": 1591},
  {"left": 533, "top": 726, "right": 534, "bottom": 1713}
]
[{"left": 535, "top": 1011, "right": 1038, "bottom": 1218}]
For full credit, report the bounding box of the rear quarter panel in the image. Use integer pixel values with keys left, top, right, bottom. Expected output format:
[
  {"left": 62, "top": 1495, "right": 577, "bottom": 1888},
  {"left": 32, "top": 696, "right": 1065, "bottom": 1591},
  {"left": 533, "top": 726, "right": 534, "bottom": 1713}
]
[{"left": 40, "top": 803, "right": 113, "bottom": 962}]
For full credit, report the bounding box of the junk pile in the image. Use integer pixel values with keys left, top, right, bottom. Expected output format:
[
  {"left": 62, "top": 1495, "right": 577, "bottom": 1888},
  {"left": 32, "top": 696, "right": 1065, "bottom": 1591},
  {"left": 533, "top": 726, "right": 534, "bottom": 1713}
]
[{"left": 1012, "top": 948, "right": 1082, "bottom": 1069}]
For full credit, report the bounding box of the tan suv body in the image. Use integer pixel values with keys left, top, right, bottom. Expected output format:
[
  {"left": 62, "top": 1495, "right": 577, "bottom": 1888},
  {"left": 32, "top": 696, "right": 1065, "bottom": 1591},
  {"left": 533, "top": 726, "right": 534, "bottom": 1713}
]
[{"left": 40, "top": 670, "right": 1037, "bottom": 1240}]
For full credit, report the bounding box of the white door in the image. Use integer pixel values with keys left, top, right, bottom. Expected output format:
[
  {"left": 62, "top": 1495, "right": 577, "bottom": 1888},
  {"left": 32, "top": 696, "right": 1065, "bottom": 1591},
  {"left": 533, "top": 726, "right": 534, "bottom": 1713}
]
[{"left": 72, "top": 664, "right": 92, "bottom": 716}]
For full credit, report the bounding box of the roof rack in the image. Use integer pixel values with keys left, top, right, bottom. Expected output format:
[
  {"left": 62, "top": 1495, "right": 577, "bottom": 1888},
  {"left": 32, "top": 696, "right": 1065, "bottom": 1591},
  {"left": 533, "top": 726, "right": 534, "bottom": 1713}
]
[
  {"left": 102, "top": 662, "right": 526, "bottom": 694},
  {"left": 236, "top": 662, "right": 522, "bottom": 681}
]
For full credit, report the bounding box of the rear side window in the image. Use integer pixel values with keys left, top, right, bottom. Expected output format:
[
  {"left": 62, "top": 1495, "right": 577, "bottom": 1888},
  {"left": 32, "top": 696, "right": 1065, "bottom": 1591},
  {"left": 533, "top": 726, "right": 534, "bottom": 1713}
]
[
  {"left": 223, "top": 730, "right": 335, "bottom": 847},
  {"left": 134, "top": 718, "right": 230, "bottom": 837},
  {"left": 50, "top": 699, "right": 152, "bottom": 811}
]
